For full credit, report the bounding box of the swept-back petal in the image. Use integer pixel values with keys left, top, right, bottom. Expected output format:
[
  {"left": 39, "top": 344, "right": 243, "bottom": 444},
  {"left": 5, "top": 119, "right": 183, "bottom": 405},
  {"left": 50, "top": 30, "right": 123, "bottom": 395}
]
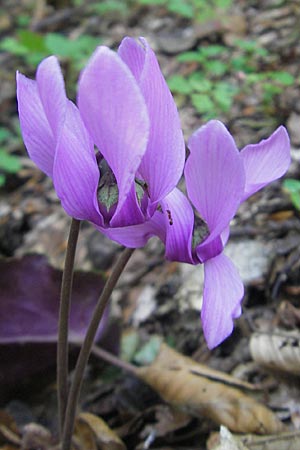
[
  {"left": 53, "top": 101, "right": 102, "bottom": 225},
  {"left": 78, "top": 46, "right": 149, "bottom": 220},
  {"left": 118, "top": 37, "right": 145, "bottom": 82},
  {"left": 240, "top": 126, "right": 290, "bottom": 201},
  {"left": 159, "top": 188, "right": 195, "bottom": 263},
  {"left": 202, "top": 253, "right": 244, "bottom": 349},
  {"left": 36, "top": 56, "right": 67, "bottom": 139},
  {"left": 110, "top": 183, "right": 145, "bottom": 227},
  {"left": 119, "top": 37, "right": 185, "bottom": 203},
  {"left": 186, "top": 120, "right": 245, "bottom": 246},
  {"left": 99, "top": 210, "right": 165, "bottom": 248},
  {"left": 16, "top": 73, "right": 55, "bottom": 177},
  {"left": 196, "top": 235, "right": 223, "bottom": 263}
]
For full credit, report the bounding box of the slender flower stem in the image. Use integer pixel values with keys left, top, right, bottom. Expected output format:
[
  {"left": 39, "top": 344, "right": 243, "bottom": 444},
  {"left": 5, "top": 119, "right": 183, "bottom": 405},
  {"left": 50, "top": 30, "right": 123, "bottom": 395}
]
[
  {"left": 61, "top": 247, "right": 135, "bottom": 450},
  {"left": 57, "top": 218, "right": 81, "bottom": 438}
]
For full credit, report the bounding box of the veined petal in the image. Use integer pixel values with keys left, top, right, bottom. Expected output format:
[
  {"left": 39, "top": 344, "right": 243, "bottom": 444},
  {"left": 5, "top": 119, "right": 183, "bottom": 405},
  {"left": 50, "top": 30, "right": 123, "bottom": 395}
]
[
  {"left": 118, "top": 37, "right": 145, "bottom": 82},
  {"left": 110, "top": 183, "right": 145, "bottom": 227},
  {"left": 119, "top": 37, "right": 185, "bottom": 203},
  {"left": 78, "top": 46, "right": 149, "bottom": 221},
  {"left": 159, "top": 188, "right": 194, "bottom": 263},
  {"left": 241, "top": 126, "right": 290, "bottom": 201},
  {"left": 16, "top": 73, "right": 55, "bottom": 177},
  {"left": 202, "top": 253, "right": 244, "bottom": 349},
  {"left": 186, "top": 120, "right": 245, "bottom": 245},
  {"left": 36, "top": 56, "right": 67, "bottom": 139},
  {"left": 98, "top": 210, "right": 165, "bottom": 248},
  {"left": 196, "top": 235, "right": 223, "bottom": 263},
  {"left": 53, "top": 101, "right": 102, "bottom": 225}
]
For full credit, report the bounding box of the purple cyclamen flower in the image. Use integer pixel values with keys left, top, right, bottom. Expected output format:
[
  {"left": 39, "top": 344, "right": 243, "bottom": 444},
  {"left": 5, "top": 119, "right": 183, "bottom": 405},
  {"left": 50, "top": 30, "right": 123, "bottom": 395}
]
[
  {"left": 16, "top": 37, "right": 185, "bottom": 239},
  {"left": 132, "top": 120, "right": 290, "bottom": 349}
]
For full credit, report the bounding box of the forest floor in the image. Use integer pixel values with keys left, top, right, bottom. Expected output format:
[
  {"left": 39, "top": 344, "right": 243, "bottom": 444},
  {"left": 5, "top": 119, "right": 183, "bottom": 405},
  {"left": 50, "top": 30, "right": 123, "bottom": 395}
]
[{"left": 1, "top": 0, "right": 300, "bottom": 449}]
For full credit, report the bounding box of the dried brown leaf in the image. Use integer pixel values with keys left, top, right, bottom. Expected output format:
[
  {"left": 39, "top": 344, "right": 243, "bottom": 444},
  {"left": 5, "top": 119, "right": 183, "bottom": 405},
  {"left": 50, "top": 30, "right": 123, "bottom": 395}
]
[
  {"left": 209, "top": 429, "right": 300, "bottom": 450},
  {"left": 0, "top": 411, "right": 20, "bottom": 446},
  {"left": 78, "top": 413, "right": 126, "bottom": 450},
  {"left": 250, "top": 331, "right": 300, "bottom": 375},
  {"left": 238, "top": 430, "right": 300, "bottom": 450},
  {"left": 209, "top": 426, "right": 250, "bottom": 450},
  {"left": 73, "top": 418, "right": 97, "bottom": 450},
  {"left": 136, "top": 344, "right": 285, "bottom": 434},
  {"left": 21, "top": 423, "right": 53, "bottom": 450}
]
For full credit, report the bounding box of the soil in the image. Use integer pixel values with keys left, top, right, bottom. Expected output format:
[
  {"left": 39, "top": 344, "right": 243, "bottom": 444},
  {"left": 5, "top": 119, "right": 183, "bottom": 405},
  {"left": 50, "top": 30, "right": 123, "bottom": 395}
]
[{"left": 1, "top": 1, "right": 300, "bottom": 449}]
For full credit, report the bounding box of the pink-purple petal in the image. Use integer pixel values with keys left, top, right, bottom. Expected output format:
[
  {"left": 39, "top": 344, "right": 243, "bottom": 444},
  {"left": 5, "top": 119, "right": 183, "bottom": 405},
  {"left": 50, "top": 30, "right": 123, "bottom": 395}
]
[
  {"left": 119, "top": 37, "right": 185, "bottom": 203},
  {"left": 159, "top": 188, "right": 195, "bottom": 263},
  {"left": 16, "top": 73, "right": 55, "bottom": 177},
  {"left": 202, "top": 253, "right": 244, "bottom": 349},
  {"left": 78, "top": 46, "right": 149, "bottom": 220},
  {"left": 240, "top": 126, "right": 291, "bottom": 201},
  {"left": 53, "top": 101, "right": 102, "bottom": 224},
  {"left": 99, "top": 211, "right": 165, "bottom": 248},
  {"left": 36, "top": 56, "right": 67, "bottom": 139},
  {"left": 109, "top": 183, "right": 145, "bottom": 227},
  {"left": 186, "top": 120, "right": 245, "bottom": 245},
  {"left": 196, "top": 235, "right": 223, "bottom": 263},
  {"left": 118, "top": 37, "right": 145, "bottom": 82}
]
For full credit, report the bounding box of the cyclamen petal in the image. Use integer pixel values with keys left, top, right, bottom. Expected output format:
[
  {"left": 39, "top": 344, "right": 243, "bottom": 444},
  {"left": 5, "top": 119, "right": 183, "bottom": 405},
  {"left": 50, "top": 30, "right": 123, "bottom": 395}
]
[
  {"left": 180, "top": 120, "right": 290, "bottom": 348},
  {"left": 119, "top": 37, "right": 185, "bottom": 204},
  {"left": 159, "top": 188, "right": 195, "bottom": 264},
  {"left": 202, "top": 253, "right": 244, "bottom": 349},
  {"left": 241, "top": 125, "right": 290, "bottom": 201},
  {"left": 186, "top": 120, "right": 245, "bottom": 246},
  {"left": 99, "top": 211, "right": 165, "bottom": 248},
  {"left": 16, "top": 73, "right": 55, "bottom": 177},
  {"left": 78, "top": 46, "right": 150, "bottom": 222},
  {"left": 53, "top": 101, "right": 102, "bottom": 225},
  {"left": 36, "top": 56, "right": 67, "bottom": 139}
]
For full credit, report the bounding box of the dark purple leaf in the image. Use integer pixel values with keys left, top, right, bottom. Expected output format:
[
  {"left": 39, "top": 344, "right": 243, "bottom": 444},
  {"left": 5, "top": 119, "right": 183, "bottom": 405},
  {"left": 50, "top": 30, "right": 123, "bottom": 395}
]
[{"left": 0, "top": 254, "right": 113, "bottom": 394}]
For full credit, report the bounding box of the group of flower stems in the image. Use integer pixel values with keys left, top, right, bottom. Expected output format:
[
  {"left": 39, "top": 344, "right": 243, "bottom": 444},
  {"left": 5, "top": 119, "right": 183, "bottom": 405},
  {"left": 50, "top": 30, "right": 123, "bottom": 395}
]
[{"left": 57, "top": 218, "right": 134, "bottom": 450}]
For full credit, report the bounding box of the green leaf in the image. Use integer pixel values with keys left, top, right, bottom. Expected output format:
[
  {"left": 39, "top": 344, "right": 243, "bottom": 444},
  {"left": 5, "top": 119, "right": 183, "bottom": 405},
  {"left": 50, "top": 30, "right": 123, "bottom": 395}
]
[
  {"left": 168, "top": 0, "right": 194, "bottom": 18},
  {"left": 0, "top": 128, "right": 13, "bottom": 144},
  {"left": 16, "top": 14, "right": 31, "bottom": 27},
  {"left": 283, "top": 178, "right": 300, "bottom": 210},
  {"left": 283, "top": 178, "right": 300, "bottom": 193},
  {"left": 269, "top": 71, "right": 295, "bottom": 86},
  {"left": 167, "top": 75, "right": 192, "bottom": 95},
  {"left": 203, "top": 59, "right": 228, "bottom": 76},
  {"left": 91, "top": 0, "right": 128, "bottom": 15},
  {"left": 0, "top": 175, "right": 6, "bottom": 187},
  {"left": 191, "top": 93, "right": 215, "bottom": 114},
  {"left": 234, "top": 39, "right": 258, "bottom": 52},
  {"left": 188, "top": 76, "right": 211, "bottom": 92},
  {"left": 0, "top": 37, "right": 29, "bottom": 56},
  {"left": 138, "top": 0, "right": 165, "bottom": 4},
  {"left": 213, "top": 89, "right": 233, "bottom": 111},
  {"left": 177, "top": 51, "right": 204, "bottom": 63},
  {"left": 134, "top": 336, "right": 163, "bottom": 365},
  {"left": 121, "top": 331, "right": 140, "bottom": 362},
  {"left": 215, "top": 0, "right": 232, "bottom": 7},
  {"left": 45, "top": 33, "right": 100, "bottom": 69},
  {"left": 198, "top": 45, "right": 226, "bottom": 57},
  {"left": 0, "top": 149, "right": 21, "bottom": 173},
  {"left": 18, "top": 30, "right": 48, "bottom": 53}
]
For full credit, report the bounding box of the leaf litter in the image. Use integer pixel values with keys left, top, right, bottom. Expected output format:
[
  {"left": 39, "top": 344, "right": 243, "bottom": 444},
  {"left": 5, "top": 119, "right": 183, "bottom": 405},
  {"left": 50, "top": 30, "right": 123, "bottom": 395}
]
[{"left": 2, "top": 0, "right": 300, "bottom": 448}]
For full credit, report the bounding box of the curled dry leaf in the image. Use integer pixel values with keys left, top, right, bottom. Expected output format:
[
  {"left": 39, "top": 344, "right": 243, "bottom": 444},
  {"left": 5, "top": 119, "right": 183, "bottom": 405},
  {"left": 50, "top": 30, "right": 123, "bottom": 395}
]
[
  {"left": 210, "top": 429, "right": 300, "bottom": 450},
  {"left": 250, "top": 331, "right": 300, "bottom": 375},
  {"left": 209, "top": 426, "right": 250, "bottom": 450},
  {"left": 0, "top": 411, "right": 20, "bottom": 447},
  {"left": 77, "top": 412, "right": 126, "bottom": 450},
  {"left": 136, "top": 344, "right": 285, "bottom": 434}
]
